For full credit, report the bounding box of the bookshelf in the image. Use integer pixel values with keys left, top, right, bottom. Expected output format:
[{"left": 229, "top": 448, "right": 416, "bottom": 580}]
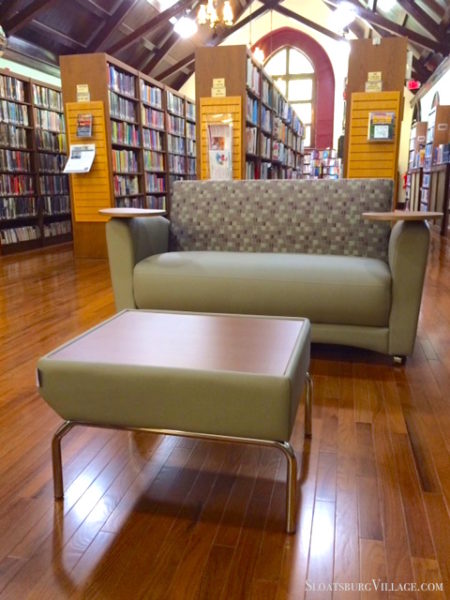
[
  {"left": 0, "top": 69, "right": 70, "bottom": 255},
  {"left": 60, "top": 53, "right": 196, "bottom": 258},
  {"left": 195, "top": 45, "right": 304, "bottom": 180},
  {"left": 420, "top": 105, "right": 450, "bottom": 214},
  {"left": 406, "top": 121, "right": 427, "bottom": 211}
]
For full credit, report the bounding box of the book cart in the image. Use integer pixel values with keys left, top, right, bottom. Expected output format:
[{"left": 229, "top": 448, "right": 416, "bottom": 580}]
[
  {"left": 60, "top": 53, "right": 196, "bottom": 258},
  {"left": 0, "top": 68, "right": 70, "bottom": 255},
  {"left": 195, "top": 45, "right": 304, "bottom": 181}
]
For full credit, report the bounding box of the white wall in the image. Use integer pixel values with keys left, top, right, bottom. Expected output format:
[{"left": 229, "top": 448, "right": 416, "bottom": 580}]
[
  {"left": 181, "top": 0, "right": 351, "bottom": 148},
  {"left": 419, "top": 61, "right": 450, "bottom": 118},
  {"left": 0, "top": 57, "right": 61, "bottom": 87}
]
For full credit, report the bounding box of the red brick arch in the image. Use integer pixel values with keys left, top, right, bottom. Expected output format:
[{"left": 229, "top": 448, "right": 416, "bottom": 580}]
[{"left": 253, "top": 27, "right": 335, "bottom": 149}]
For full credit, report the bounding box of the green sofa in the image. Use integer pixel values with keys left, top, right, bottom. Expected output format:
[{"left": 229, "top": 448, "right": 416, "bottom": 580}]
[{"left": 105, "top": 179, "right": 430, "bottom": 360}]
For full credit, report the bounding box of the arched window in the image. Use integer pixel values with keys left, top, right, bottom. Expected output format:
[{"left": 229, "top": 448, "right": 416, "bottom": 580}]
[{"left": 265, "top": 47, "right": 315, "bottom": 147}]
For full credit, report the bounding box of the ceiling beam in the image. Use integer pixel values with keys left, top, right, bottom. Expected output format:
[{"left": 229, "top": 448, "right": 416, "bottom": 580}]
[
  {"left": 73, "top": 0, "right": 110, "bottom": 18},
  {"left": 87, "top": 0, "right": 140, "bottom": 52},
  {"left": 106, "top": 0, "right": 193, "bottom": 56},
  {"left": 143, "top": 31, "right": 180, "bottom": 75},
  {"left": 262, "top": 1, "right": 343, "bottom": 42},
  {"left": 0, "top": 0, "right": 22, "bottom": 22},
  {"left": 3, "top": 0, "right": 59, "bottom": 35},
  {"left": 419, "top": 0, "right": 444, "bottom": 18},
  {"left": 28, "top": 19, "right": 86, "bottom": 49},
  {"left": 324, "top": 0, "right": 447, "bottom": 52},
  {"left": 395, "top": 0, "right": 441, "bottom": 40}
]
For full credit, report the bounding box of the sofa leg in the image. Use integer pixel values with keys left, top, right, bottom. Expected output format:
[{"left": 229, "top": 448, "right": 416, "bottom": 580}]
[
  {"left": 305, "top": 372, "right": 313, "bottom": 438},
  {"left": 275, "top": 441, "right": 297, "bottom": 534},
  {"left": 52, "top": 421, "right": 75, "bottom": 499},
  {"left": 392, "top": 355, "right": 407, "bottom": 366}
]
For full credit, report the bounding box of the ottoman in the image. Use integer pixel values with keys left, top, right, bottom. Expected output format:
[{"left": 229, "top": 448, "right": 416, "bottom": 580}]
[{"left": 37, "top": 310, "right": 312, "bottom": 533}]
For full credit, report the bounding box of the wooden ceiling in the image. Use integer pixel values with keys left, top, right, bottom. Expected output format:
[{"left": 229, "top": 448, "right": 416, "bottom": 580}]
[{"left": 0, "top": 0, "right": 448, "bottom": 89}]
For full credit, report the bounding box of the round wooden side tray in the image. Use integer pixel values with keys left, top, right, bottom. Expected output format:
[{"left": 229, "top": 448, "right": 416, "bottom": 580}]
[
  {"left": 362, "top": 210, "right": 443, "bottom": 222},
  {"left": 99, "top": 208, "right": 166, "bottom": 218}
]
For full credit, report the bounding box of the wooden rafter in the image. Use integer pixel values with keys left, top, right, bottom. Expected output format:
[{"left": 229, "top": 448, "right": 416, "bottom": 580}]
[
  {"left": 324, "top": 0, "right": 447, "bottom": 52},
  {"left": 87, "top": 0, "right": 140, "bottom": 52},
  {"left": 262, "top": 1, "right": 343, "bottom": 42},
  {"left": 0, "top": 0, "right": 22, "bottom": 22},
  {"left": 419, "top": 0, "right": 445, "bottom": 19},
  {"left": 73, "top": 0, "right": 109, "bottom": 18},
  {"left": 3, "top": 0, "right": 58, "bottom": 35},
  {"left": 143, "top": 31, "right": 180, "bottom": 75},
  {"left": 106, "top": 0, "right": 193, "bottom": 56},
  {"left": 395, "top": 0, "right": 441, "bottom": 40},
  {"left": 29, "top": 19, "right": 86, "bottom": 48}
]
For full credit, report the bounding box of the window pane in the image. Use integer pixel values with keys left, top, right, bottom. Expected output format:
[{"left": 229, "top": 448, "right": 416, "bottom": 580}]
[
  {"left": 288, "top": 79, "right": 312, "bottom": 101},
  {"left": 291, "top": 102, "right": 312, "bottom": 124},
  {"left": 304, "top": 125, "right": 311, "bottom": 148},
  {"left": 289, "top": 49, "right": 314, "bottom": 74},
  {"left": 274, "top": 78, "right": 287, "bottom": 96},
  {"left": 265, "top": 49, "right": 287, "bottom": 76}
]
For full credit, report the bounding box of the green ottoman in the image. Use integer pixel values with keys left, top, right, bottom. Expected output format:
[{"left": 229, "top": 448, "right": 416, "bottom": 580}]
[{"left": 37, "top": 310, "right": 312, "bottom": 533}]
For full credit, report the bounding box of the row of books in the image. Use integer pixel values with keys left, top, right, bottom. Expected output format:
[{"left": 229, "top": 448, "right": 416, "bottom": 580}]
[
  {"left": 0, "top": 101, "right": 29, "bottom": 126},
  {"left": 34, "top": 108, "right": 65, "bottom": 132},
  {"left": 246, "top": 95, "right": 258, "bottom": 125},
  {"left": 168, "top": 154, "right": 186, "bottom": 174},
  {"left": 0, "top": 225, "right": 40, "bottom": 244},
  {"left": 142, "top": 106, "right": 164, "bottom": 130},
  {"left": 261, "top": 106, "right": 271, "bottom": 133},
  {"left": 38, "top": 152, "right": 65, "bottom": 173},
  {"left": 246, "top": 59, "right": 260, "bottom": 95},
  {"left": 143, "top": 129, "right": 163, "bottom": 151},
  {"left": 32, "top": 85, "right": 63, "bottom": 112},
  {"left": 261, "top": 134, "right": 271, "bottom": 159},
  {"left": 113, "top": 174, "right": 139, "bottom": 196},
  {"left": 109, "top": 91, "right": 136, "bottom": 122},
  {"left": 112, "top": 149, "right": 139, "bottom": 173},
  {"left": 0, "top": 174, "right": 33, "bottom": 195},
  {"left": 44, "top": 220, "right": 71, "bottom": 237},
  {"left": 0, "top": 123, "right": 28, "bottom": 149},
  {"left": 140, "top": 81, "right": 162, "bottom": 108},
  {"left": 109, "top": 65, "right": 136, "bottom": 98},
  {"left": 166, "top": 91, "right": 184, "bottom": 116},
  {"left": 186, "top": 139, "right": 196, "bottom": 157},
  {"left": 116, "top": 195, "right": 165, "bottom": 210},
  {"left": 0, "top": 196, "right": 36, "bottom": 219},
  {"left": 187, "top": 157, "right": 196, "bottom": 175},
  {"left": 39, "top": 175, "right": 69, "bottom": 194},
  {"left": 0, "top": 75, "right": 25, "bottom": 102},
  {"left": 43, "top": 195, "right": 70, "bottom": 214},
  {"left": 167, "top": 115, "right": 185, "bottom": 136},
  {"left": 144, "top": 150, "right": 164, "bottom": 172},
  {"left": 0, "top": 149, "right": 31, "bottom": 172},
  {"left": 246, "top": 127, "right": 257, "bottom": 155},
  {"left": 111, "top": 121, "right": 140, "bottom": 147},
  {"left": 186, "top": 102, "right": 195, "bottom": 121},
  {"left": 261, "top": 78, "right": 272, "bottom": 107},
  {"left": 146, "top": 173, "right": 166, "bottom": 192},
  {"left": 167, "top": 134, "right": 185, "bottom": 155},
  {"left": 36, "top": 130, "right": 66, "bottom": 153},
  {"left": 186, "top": 122, "right": 196, "bottom": 140}
]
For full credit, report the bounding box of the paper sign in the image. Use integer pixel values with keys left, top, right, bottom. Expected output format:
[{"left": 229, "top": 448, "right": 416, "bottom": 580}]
[
  {"left": 208, "top": 123, "right": 232, "bottom": 180},
  {"left": 367, "top": 71, "right": 382, "bottom": 82},
  {"left": 365, "top": 81, "right": 382, "bottom": 92},
  {"left": 437, "top": 123, "right": 448, "bottom": 131},
  {"left": 212, "top": 78, "right": 225, "bottom": 88},
  {"left": 211, "top": 87, "right": 226, "bottom": 97},
  {"left": 76, "top": 84, "right": 90, "bottom": 102},
  {"left": 76, "top": 113, "right": 93, "bottom": 137},
  {"left": 63, "top": 144, "right": 96, "bottom": 173}
]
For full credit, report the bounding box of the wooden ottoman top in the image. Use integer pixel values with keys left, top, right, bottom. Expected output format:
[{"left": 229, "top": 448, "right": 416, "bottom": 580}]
[{"left": 38, "top": 310, "right": 311, "bottom": 441}]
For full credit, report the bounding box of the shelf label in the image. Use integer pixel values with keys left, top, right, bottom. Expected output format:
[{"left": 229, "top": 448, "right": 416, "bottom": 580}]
[
  {"left": 212, "top": 78, "right": 225, "bottom": 88},
  {"left": 367, "top": 71, "right": 382, "bottom": 82},
  {"left": 365, "top": 81, "right": 382, "bottom": 92},
  {"left": 212, "top": 87, "right": 226, "bottom": 97},
  {"left": 76, "top": 84, "right": 90, "bottom": 102}
]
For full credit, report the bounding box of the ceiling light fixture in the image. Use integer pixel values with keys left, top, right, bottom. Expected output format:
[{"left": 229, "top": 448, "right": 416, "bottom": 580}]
[
  {"left": 197, "top": 0, "right": 234, "bottom": 28},
  {"left": 173, "top": 15, "right": 198, "bottom": 38},
  {"left": 334, "top": 2, "right": 357, "bottom": 33}
]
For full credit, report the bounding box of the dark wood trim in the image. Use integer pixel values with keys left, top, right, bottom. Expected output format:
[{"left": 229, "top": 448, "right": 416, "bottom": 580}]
[
  {"left": 87, "top": 0, "right": 140, "bottom": 52},
  {"left": 143, "top": 31, "right": 180, "bottom": 76},
  {"left": 3, "top": 0, "right": 59, "bottom": 35},
  {"left": 395, "top": 0, "right": 441, "bottom": 41},
  {"left": 266, "top": 1, "right": 342, "bottom": 42}
]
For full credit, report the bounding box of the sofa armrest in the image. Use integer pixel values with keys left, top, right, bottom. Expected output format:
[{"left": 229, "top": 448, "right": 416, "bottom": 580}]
[
  {"left": 388, "top": 220, "right": 430, "bottom": 356},
  {"left": 106, "top": 216, "right": 170, "bottom": 311}
]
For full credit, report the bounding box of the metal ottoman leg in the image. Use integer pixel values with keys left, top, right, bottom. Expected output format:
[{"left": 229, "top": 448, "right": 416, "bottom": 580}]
[
  {"left": 305, "top": 372, "right": 313, "bottom": 438},
  {"left": 52, "top": 421, "right": 74, "bottom": 499},
  {"left": 275, "top": 441, "right": 298, "bottom": 534}
]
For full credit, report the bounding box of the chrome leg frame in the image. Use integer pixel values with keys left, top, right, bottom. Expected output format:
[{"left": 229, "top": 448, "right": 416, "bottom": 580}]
[
  {"left": 305, "top": 371, "right": 313, "bottom": 437},
  {"left": 49, "top": 420, "right": 299, "bottom": 533},
  {"left": 52, "top": 421, "right": 74, "bottom": 499}
]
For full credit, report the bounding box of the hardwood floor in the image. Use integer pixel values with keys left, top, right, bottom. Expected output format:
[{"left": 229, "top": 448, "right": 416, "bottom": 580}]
[{"left": 0, "top": 236, "right": 449, "bottom": 599}]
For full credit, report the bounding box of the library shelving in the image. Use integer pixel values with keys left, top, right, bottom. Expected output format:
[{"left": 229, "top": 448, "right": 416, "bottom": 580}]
[
  {"left": 303, "top": 149, "right": 341, "bottom": 179},
  {"left": 195, "top": 45, "right": 304, "bottom": 181},
  {"left": 60, "top": 53, "right": 196, "bottom": 258},
  {"left": 405, "top": 121, "right": 427, "bottom": 211},
  {"left": 0, "top": 68, "right": 71, "bottom": 255},
  {"left": 420, "top": 105, "right": 450, "bottom": 214}
]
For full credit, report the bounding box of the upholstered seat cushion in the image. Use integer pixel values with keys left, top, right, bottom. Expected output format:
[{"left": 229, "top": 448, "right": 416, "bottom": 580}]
[{"left": 134, "top": 252, "right": 391, "bottom": 327}]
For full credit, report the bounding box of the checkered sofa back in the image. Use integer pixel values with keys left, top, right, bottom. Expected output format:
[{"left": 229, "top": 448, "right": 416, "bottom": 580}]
[{"left": 169, "top": 179, "right": 393, "bottom": 260}]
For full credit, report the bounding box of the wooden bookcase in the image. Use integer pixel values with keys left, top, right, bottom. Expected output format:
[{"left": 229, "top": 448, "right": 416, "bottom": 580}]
[
  {"left": 420, "top": 105, "right": 450, "bottom": 212},
  {"left": 195, "top": 45, "right": 304, "bottom": 181},
  {"left": 406, "top": 121, "right": 427, "bottom": 211},
  {"left": 60, "top": 53, "right": 196, "bottom": 258},
  {"left": 0, "top": 68, "right": 71, "bottom": 255}
]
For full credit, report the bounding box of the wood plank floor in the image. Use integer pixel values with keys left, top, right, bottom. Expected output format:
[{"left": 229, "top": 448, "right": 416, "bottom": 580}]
[{"left": 0, "top": 235, "right": 449, "bottom": 600}]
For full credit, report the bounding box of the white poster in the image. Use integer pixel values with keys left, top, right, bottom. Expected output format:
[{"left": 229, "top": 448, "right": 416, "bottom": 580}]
[
  {"left": 63, "top": 144, "right": 96, "bottom": 173},
  {"left": 207, "top": 123, "right": 232, "bottom": 180}
]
